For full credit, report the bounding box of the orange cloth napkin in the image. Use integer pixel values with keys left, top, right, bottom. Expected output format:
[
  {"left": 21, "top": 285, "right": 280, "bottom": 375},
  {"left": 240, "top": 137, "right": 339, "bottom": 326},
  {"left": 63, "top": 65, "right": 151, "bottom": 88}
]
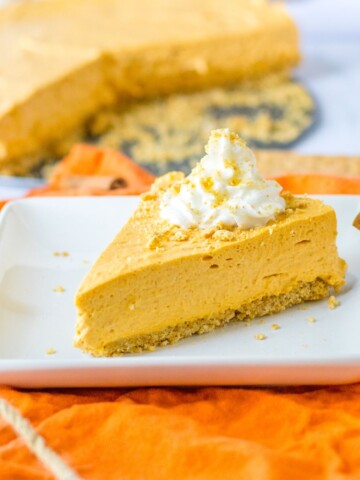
[
  {"left": 274, "top": 173, "right": 360, "bottom": 195},
  {"left": 32, "top": 143, "right": 155, "bottom": 196},
  {"left": 0, "top": 144, "right": 155, "bottom": 210},
  {"left": 1, "top": 385, "right": 360, "bottom": 479},
  {"left": 1, "top": 147, "right": 360, "bottom": 479}
]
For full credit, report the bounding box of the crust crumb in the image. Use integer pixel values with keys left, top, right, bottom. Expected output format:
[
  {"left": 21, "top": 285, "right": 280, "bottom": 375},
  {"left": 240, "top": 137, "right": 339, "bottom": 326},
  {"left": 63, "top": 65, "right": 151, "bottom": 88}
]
[
  {"left": 254, "top": 333, "right": 267, "bottom": 340},
  {"left": 213, "top": 230, "right": 235, "bottom": 241},
  {"left": 327, "top": 295, "right": 340, "bottom": 310},
  {"left": 54, "top": 251, "right": 69, "bottom": 257},
  {"left": 141, "top": 192, "right": 157, "bottom": 201},
  {"left": 173, "top": 230, "right": 189, "bottom": 242},
  {"left": 53, "top": 286, "right": 65, "bottom": 293},
  {"left": 146, "top": 234, "right": 161, "bottom": 249},
  {"left": 202, "top": 228, "right": 216, "bottom": 239}
]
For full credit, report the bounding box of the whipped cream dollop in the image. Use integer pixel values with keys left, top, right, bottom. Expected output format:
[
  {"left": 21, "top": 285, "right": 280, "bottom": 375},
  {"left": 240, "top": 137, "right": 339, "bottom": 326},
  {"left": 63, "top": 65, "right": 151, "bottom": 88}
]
[{"left": 160, "top": 129, "right": 285, "bottom": 229}]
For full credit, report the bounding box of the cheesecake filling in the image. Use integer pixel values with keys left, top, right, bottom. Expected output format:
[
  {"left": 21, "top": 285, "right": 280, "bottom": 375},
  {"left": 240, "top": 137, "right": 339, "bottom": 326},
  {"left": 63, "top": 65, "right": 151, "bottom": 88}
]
[{"left": 160, "top": 128, "right": 285, "bottom": 229}]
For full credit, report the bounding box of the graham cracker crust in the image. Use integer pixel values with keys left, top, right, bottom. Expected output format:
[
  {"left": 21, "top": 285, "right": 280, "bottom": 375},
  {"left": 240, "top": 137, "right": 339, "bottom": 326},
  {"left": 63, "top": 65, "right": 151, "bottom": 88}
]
[{"left": 83, "top": 278, "right": 330, "bottom": 356}]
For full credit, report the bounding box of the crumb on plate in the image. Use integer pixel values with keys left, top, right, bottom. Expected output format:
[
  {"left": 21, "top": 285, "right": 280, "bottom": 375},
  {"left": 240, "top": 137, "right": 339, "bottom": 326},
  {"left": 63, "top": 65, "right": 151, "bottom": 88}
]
[
  {"left": 271, "top": 323, "right": 280, "bottom": 330},
  {"left": 254, "top": 333, "right": 267, "bottom": 341},
  {"left": 53, "top": 285, "right": 65, "bottom": 293},
  {"left": 307, "top": 316, "right": 316, "bottom": 323},
  {"left": 298, "top": 305, "right": 308, "bottom": 311},
  {"left": 328, "top": 295, "right": 340, "bottom": 310}
]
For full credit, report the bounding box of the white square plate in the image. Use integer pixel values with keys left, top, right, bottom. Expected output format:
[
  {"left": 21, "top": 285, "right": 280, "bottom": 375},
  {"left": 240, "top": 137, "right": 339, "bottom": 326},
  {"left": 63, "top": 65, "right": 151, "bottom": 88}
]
[{"left": 0, "top": 196, "right": 359, "bottom": 388}]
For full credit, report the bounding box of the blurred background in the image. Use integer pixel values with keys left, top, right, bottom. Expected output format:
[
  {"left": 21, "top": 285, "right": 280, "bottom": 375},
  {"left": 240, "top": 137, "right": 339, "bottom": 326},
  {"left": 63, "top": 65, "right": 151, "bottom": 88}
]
[
  {"left": 287, "top": 0, "right": 360, "bottom": 155},
  {"left": 0, "top": 0, "right": 359, "bottom": 200}
]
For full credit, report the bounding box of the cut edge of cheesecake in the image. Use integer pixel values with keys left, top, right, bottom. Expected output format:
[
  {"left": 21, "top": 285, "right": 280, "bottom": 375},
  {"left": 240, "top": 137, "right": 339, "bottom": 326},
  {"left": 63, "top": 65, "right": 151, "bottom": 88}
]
[{"left": 75, "top": 278, "right": 329, "bottom": 356}]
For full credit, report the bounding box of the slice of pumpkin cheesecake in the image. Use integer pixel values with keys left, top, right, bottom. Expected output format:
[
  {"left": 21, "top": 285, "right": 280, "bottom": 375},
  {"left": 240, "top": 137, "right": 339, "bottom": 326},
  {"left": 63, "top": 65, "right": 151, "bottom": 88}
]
[{"left": 74, "top": 130, "right": 346, "bottom": 356}]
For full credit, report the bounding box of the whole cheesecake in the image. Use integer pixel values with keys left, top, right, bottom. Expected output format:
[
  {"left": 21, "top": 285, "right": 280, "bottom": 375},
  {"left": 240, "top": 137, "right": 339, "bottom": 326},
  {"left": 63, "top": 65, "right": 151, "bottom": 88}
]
[
  {"left": 74, "top": 130, "right": 346, "bottom": 356},
  {"left": 0, "top": 0, "right": 299, "bottom": 174}
]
